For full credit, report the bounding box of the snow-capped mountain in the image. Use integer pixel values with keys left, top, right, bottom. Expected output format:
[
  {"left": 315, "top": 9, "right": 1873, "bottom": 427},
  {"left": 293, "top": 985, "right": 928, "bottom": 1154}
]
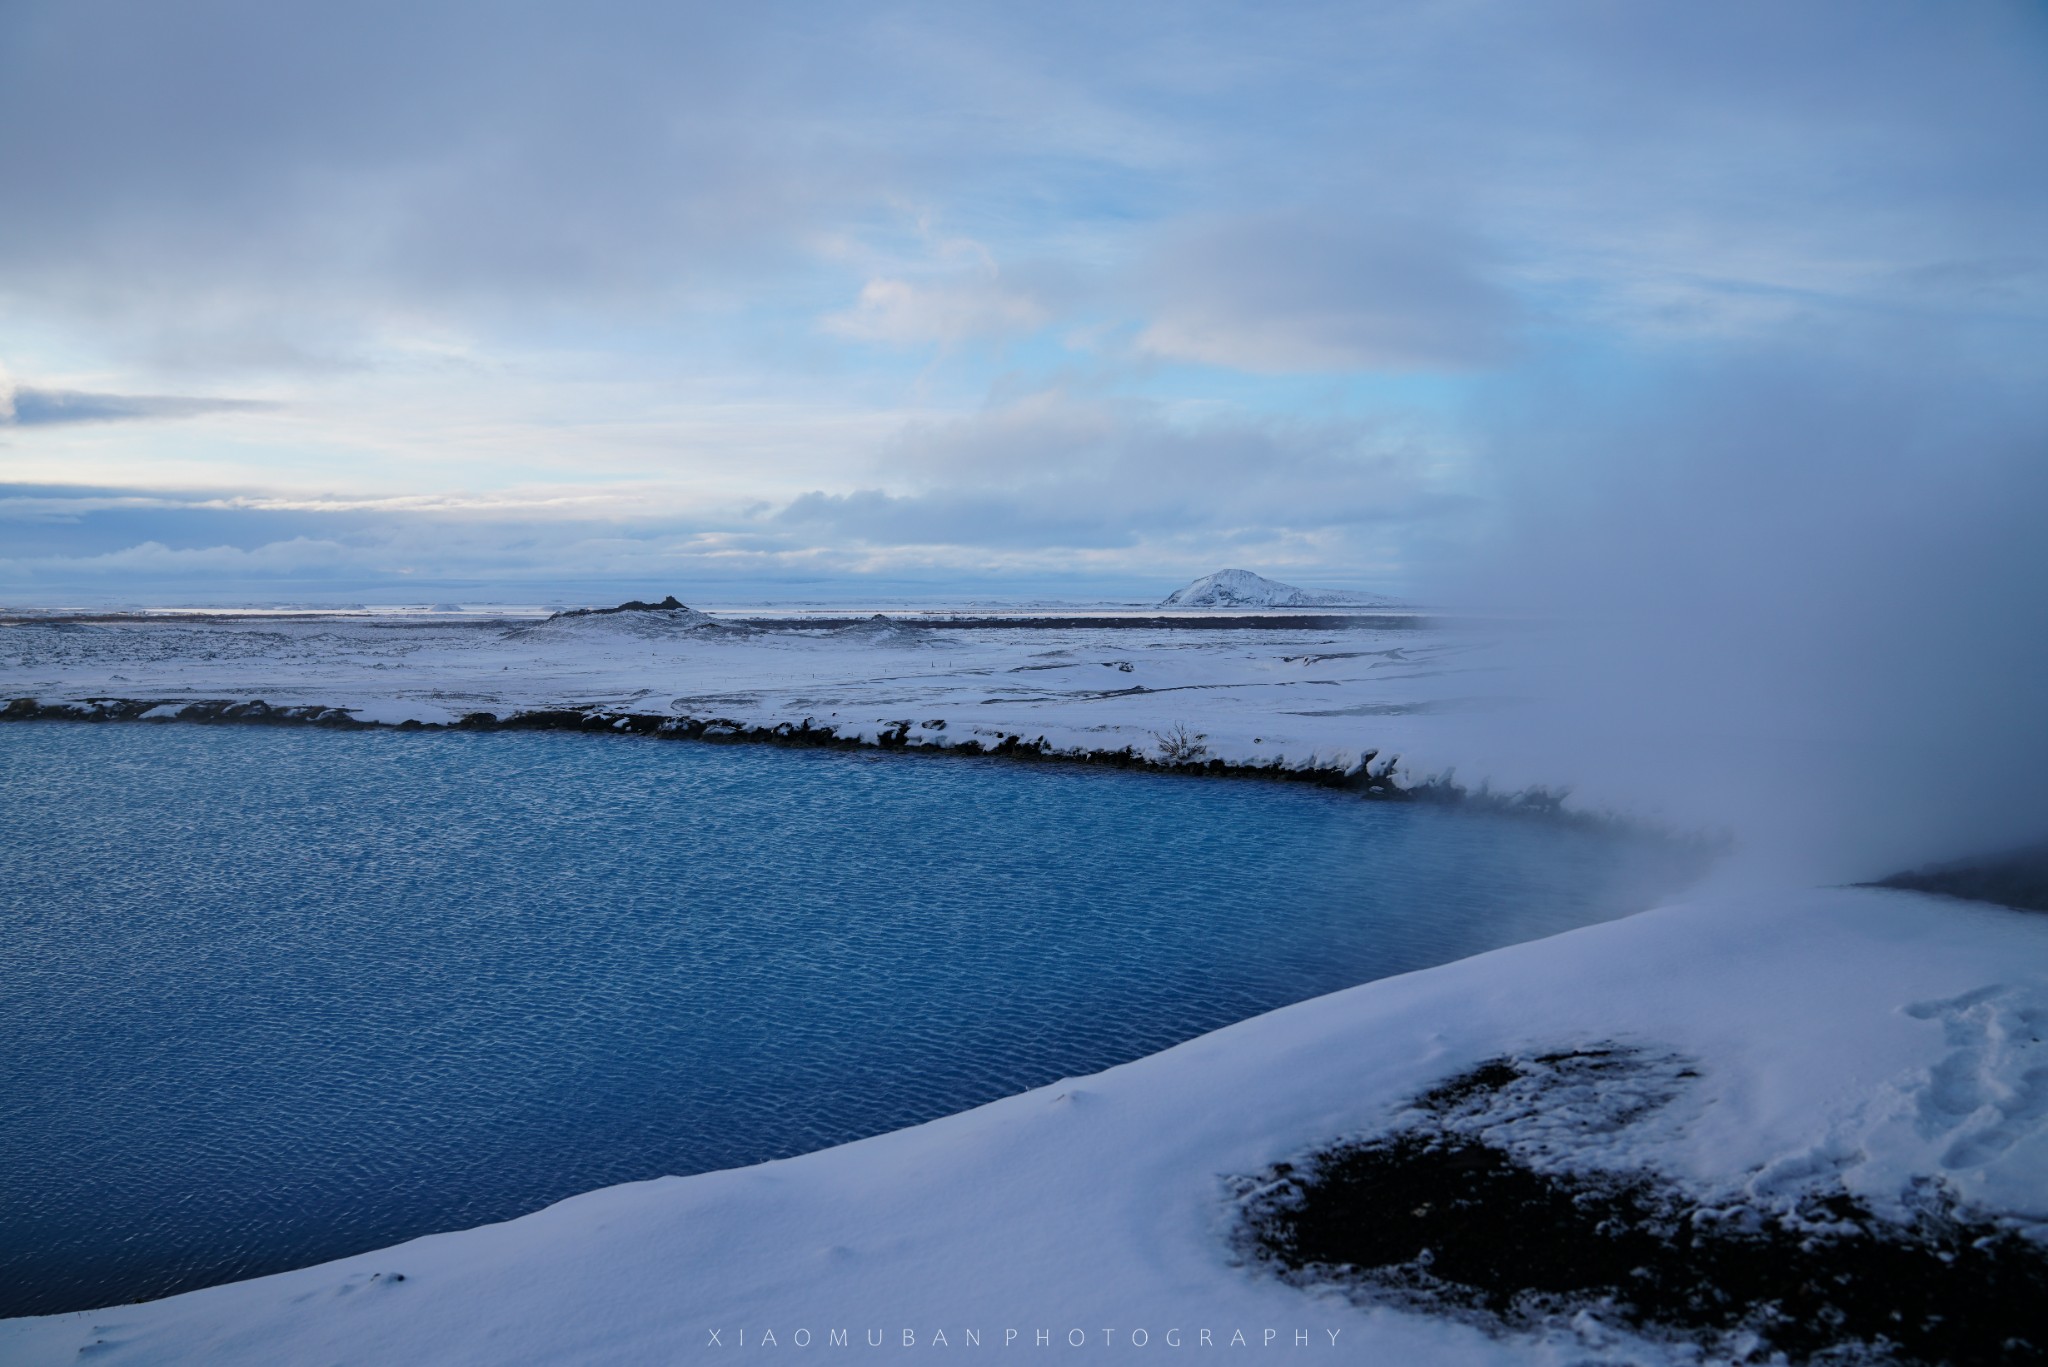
[{"left": 1159, "top": 568, "right": 1388, "bottom": 609}]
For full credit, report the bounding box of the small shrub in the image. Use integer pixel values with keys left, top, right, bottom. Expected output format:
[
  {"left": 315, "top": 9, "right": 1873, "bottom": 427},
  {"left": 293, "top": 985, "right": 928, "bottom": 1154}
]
[{"left": 1154, "top": 721, "right": 1210, "bottom": 764}]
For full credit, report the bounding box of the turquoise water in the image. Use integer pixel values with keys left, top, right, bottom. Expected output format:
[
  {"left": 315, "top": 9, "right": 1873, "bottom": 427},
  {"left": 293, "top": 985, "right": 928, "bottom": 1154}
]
[{"left": 0, "top": 724, "right": 1701, "bottom": 1317}]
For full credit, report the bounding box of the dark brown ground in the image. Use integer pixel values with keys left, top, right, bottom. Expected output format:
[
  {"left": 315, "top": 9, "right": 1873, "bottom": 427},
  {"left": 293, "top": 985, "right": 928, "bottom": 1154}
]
[{"left": 1236, "top": 1049, "right": 2048, "bottom": 1365}]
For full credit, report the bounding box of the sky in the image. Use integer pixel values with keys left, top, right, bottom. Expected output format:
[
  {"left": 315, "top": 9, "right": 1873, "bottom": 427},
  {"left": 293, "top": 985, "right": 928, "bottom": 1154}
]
[
  {"left": 1, "top": 0, "right": 2044, "bottom": 605},
  {"left": 2, "top": 1, "right": 2044, "bottom": 871}
]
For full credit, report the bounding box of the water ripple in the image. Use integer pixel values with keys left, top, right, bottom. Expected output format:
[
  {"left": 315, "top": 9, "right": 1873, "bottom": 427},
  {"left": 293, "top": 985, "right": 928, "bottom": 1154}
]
[{"left": 0, "top": 725, "right": 1702, "bottom": 1316}]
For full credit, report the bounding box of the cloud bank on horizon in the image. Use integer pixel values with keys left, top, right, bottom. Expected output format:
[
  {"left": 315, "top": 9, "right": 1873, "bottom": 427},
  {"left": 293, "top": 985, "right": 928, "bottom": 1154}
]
[{"left": 1, "top": 0, "right": 2040, "bottom": 604}]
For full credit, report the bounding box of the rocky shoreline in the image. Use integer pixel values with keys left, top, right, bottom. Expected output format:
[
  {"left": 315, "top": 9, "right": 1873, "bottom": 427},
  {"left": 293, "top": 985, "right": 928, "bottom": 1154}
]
[{"left": 2, "top": 694, "right": 1463, "bottom": 803}]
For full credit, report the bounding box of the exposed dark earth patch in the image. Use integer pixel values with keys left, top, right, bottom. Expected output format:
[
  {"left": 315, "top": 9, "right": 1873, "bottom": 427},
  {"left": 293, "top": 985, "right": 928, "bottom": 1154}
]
[
  {"left": 1233, "top": 1048, "right": 2047, "bottom": 1365},
  {"left": 1866, "top": 842, "right": 2048, "bottom": 914}
]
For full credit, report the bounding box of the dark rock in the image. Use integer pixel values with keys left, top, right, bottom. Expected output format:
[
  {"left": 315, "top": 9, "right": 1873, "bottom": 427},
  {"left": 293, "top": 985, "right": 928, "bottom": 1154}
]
[
  {"left": 1867, "top": 843, "right": 2048, "bottom": 913},
  {"left": 548, "top": 595, "right": 692, "bottom": 619}
]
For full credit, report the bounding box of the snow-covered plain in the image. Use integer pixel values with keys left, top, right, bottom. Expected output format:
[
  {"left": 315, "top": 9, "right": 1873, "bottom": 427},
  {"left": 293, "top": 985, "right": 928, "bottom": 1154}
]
[
  {"left": 2, "top": 603, "right": 2043, "bottom": 1364},
  {"left": 0, "top": 604, "right": 1484, "bottom": 782}
]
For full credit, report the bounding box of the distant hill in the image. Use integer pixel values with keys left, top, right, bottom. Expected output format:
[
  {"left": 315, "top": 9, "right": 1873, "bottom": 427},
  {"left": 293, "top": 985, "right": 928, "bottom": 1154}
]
[
  {"left": 547, "top": 595, "right": 705, "bottom": 620},
  {"left": 1159, "top": 569, "right": 1391, "bottom": 609},
  {"left": 513, "top": 594, "right": 739, "bottom": 640}
]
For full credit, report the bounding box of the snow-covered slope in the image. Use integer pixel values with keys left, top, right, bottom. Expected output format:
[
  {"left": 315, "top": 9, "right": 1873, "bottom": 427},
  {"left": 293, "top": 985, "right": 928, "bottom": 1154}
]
[
  {"left": 1159, "top": 568, "right": 1387, "bottom": 609},
  {"left": 4, "top": 885, "right": 2040, "bottom": 1364}
]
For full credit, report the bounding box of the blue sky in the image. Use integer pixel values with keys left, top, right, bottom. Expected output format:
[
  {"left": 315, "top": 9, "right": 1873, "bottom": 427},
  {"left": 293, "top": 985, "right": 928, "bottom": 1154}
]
[{"left": 2, "top": 1, "right": 2044, "bottom": 603}]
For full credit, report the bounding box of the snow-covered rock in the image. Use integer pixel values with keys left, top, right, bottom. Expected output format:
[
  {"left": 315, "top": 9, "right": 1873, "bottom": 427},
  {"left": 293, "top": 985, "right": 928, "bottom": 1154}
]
[{"left": 1160, "top": 568, "right": 1387, "bottom": 609}]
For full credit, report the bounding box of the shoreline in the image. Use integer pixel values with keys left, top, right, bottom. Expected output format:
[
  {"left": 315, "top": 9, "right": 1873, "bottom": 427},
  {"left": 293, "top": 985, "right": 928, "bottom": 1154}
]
[
  {"left": 1, "top": 693, "right": 1426, "bottom": 797},
  {"left": 0, "top": 695, "right": 1645, "bottom": 828}
]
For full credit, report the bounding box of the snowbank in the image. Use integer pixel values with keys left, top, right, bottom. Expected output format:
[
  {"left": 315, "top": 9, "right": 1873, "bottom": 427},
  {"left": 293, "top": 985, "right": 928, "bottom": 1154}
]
[{"left": 4, "top": 885, "right": 2041, "bottom": 1364}]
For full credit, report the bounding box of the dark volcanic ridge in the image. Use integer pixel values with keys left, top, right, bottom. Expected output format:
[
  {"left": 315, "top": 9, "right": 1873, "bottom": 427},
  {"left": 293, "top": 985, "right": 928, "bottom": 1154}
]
[
  {"left": 545, "top": 594, "right": 697, "bottom": 617},
  {"left": 1234, "top": 1048, "right": 2047, "bottom": 1365},
  {"left": 1866, "top": 843, "right": 2048, "bottom": 914}
]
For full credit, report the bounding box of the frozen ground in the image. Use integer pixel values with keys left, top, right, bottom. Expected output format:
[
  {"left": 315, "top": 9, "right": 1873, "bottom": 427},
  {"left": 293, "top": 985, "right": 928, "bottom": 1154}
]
[
  {"left": 1, "top": 886, "right": 2041, "bottom": 1364},
  {"left": 0, "top": 603, "right": 1501, "bottom": 786}
]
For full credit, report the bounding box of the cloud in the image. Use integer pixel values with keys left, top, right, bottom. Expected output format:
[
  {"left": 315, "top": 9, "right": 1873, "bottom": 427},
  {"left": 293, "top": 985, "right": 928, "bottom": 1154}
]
[
  {"left": 0, "top": 499, "right": 702, "bottom": 597},
  {"left": 0, "top": 4, "right": 896, "bottom": 372},
  {"left": 0, "top": 408, "right": 1448, "bottom": 597},
  {"left": 1137, "top": 212, "right": 1518, "bottom": 372},
  {"left": 776, "top": 389, "right": 1463, "bottom": 571},
  {"left": 825, "top": 275, "right": 1049, "bottom": 346},
  {"left": 46, "top": 536, "right": 363, "bottom": 574},
  {"left": 0, "top": 0, "right": 2043, "bottom": 650},
  {"left": 0, "top": 387, "right": 268, "bottom": 426},
  {"left": 777, "top": 487, "right": 1131, "bottom": 551},
  {"left": 4, "top": 0, "right": 2041, "bottom": 367}
]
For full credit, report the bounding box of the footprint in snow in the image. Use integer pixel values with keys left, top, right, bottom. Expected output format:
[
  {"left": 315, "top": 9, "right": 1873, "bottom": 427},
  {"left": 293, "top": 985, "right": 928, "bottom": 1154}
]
[{"left": 1901, "top": 983, "right": 2048, "bottom": 1170}]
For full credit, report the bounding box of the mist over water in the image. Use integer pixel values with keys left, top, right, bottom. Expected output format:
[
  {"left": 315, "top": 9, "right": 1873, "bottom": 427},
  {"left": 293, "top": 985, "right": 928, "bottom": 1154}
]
[{"left": 1426, "top": 334, "right": 2048, "bottom": 884}]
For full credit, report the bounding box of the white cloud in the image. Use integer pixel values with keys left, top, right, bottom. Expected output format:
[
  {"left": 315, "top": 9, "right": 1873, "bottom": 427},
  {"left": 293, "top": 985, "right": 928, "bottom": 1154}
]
[
  {"left": 16, "top": 537, "right": 363, "bottom": 575},
  {"left": 824, "top": 274, "right": 1049, "bottom": 345},
  {"left": 2, "top": 0, "right": 2043, "bottom": 604},
  {"left": 1136, "top": 212, "right": 1517, "bottom": 373},
  {"left": 774, "top": 388, "right": 1465, "bottom": 578}
]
